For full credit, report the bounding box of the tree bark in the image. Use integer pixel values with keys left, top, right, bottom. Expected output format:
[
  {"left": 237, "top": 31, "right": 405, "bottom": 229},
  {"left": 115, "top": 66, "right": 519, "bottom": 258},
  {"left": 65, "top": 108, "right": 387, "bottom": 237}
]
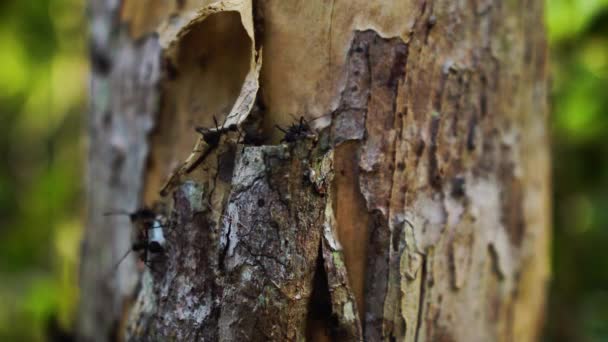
[{"left": 79, "top": 0, "right": 550, "bottom": 341}]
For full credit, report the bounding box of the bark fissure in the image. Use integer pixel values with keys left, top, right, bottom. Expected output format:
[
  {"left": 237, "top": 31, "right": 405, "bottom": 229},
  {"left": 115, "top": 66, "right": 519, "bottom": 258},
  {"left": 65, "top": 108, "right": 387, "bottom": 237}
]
[{"left": 414, "top": 254, "right": 427, "bottom": 342}]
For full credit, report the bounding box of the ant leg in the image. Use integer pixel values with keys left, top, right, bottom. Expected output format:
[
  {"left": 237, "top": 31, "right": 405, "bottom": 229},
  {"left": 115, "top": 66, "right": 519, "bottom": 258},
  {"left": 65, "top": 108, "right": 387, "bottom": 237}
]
[
  {"left": 275, "top": 125, "right": 289, "bottom": 143},
  {"left": 186, "top": 148, "right": 214, "bottom": 174},
  {"left": 140, "top": 249, "right": 157, "bottom": 272},
  {"left": 275, "top": 125, "right": 288, "bottom": 134},
  {"left": 111, "top": 249, "right": 132, "bottom": 273},
  {"left": 235, "top": 126, "right": 244, "bottom": 145}
]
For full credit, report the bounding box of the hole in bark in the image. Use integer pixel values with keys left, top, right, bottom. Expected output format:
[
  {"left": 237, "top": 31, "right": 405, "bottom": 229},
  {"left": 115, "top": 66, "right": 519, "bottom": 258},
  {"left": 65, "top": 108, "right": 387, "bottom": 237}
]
[
  {"left": 306, "top": 245, "right": 341, "bottom": 341},
  {"left": 306, "top": 243, "right": 356, "bottom": 341},
  {"left": 144, "top": 11, "right": 253, "bottom": 197},
  {"left": 170, "top": 11, "right": 251, "bottom": 127}
]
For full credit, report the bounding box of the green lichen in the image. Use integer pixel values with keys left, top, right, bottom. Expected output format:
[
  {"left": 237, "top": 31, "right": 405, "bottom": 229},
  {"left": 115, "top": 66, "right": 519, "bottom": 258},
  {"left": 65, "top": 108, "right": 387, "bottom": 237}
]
[{"left": 332, "top": 251, "right": 344, "bottom": 269}]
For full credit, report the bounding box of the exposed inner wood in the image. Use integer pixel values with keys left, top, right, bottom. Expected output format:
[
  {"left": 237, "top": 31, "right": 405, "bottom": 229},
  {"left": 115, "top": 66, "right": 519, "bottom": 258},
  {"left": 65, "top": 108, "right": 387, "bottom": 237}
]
[{"left": 332, "top": 142, "right": 369, "bottom": 319}]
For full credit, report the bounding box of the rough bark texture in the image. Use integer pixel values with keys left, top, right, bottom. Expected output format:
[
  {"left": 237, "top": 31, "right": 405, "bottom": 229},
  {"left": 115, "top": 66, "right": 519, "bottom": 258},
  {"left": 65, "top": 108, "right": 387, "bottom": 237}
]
[{"left": 81, "top": 0, "right": 550, "bottom": 341}]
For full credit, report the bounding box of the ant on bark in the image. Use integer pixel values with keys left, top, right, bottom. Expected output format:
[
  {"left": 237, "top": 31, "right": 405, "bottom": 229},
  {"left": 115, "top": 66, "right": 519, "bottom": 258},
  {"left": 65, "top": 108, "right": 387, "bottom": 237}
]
[
  {"left": 187, "top": 116, "right": 239, "bottom": 174},
  {"left": 275, "top": 116, "right": 315, "bottom": 143},
  {"left": 195, "top": 116, "right": 238, "bottom": 147},
  {"left": 189, "top": 115, "right": 266, "bottom": 173},
  {"left": 195, "top": 115, "right": 266, "bottom": 147},
  {"left": 104, "top": 207, "right": 169, "bottom": 271}
]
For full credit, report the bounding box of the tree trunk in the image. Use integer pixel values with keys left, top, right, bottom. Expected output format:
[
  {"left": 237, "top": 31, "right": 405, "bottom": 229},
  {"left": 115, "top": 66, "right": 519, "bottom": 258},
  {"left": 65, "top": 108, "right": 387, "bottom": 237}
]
[{"left": 79, "top": 0, "right": 550, "bottom": 341}]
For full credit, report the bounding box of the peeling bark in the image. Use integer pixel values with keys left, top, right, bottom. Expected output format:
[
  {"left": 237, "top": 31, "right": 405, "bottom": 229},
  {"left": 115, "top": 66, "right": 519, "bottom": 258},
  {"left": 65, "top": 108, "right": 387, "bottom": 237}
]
[{"left": 82, "top": 0, "right": 550, "bottom": 341}]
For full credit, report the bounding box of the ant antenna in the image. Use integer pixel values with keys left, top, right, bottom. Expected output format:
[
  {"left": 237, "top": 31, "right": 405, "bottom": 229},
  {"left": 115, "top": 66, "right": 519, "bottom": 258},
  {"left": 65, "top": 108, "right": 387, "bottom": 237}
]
[
  {"left": 275, "top": 125, "right": 288, "bottom": 133},
  {"left": 288, "top": 114, "right": 310, "bottom": 125},
  {"left": 111, "top": 248, "right": 133, "bottom": 272}
]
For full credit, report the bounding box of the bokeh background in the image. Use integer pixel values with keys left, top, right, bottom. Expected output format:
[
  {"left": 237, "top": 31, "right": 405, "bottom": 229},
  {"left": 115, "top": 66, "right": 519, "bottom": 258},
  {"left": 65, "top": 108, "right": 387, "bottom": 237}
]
[{"left": 0, "top": 0, "right": 606, "bottom": 340}]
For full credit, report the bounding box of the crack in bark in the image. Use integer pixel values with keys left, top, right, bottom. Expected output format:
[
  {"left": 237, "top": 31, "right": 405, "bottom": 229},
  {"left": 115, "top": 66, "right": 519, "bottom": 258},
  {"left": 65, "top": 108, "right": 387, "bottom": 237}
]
[
  {"left": 218, "top": 217, "right": 232, "bottom": 272},
  {"left": 414, "top": 254, "right": 427, "bottom": 342}
]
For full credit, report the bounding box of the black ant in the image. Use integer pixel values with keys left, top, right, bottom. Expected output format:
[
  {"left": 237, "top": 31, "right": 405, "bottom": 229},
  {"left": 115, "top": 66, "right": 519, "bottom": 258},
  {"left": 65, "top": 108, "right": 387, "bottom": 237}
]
[
  {"left": 275, "top": 116, "right": 314, "bottom": 143},
  {"left": 187, "top": 116, "right": 238, "bottom": 174},
  {"left": 195, "top": 116, "right": 238, "bottom": 147},
  {"left": 104, "top": 208, "right": 168, "bottom": 271}
]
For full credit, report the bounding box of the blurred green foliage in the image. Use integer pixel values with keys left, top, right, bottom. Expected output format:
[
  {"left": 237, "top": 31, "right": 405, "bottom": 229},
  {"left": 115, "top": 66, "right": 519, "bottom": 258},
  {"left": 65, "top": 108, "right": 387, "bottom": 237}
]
[
  {"left": 546, "top": 0, "right": 608, "bottom": 341},
  {"left": 0, "top": 0, "right": 85, "bottom": 340},
  {"left": 0, "top": 0, "right": 606, "bottom": 340}
]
